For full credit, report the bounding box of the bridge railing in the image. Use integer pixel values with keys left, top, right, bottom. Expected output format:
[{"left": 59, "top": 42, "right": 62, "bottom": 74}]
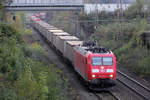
[{"left": 11, "top": 0, "right": 83, "bottom": 5}]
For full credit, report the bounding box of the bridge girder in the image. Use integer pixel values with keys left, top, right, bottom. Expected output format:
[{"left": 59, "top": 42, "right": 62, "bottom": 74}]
[{"left": 5, "top": 4, "right": 84, "bottom": 11}]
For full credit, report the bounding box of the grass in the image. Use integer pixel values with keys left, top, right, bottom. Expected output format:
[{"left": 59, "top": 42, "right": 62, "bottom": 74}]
[{"left": 23, "top": 29, "right": 33, "bottom": 35}]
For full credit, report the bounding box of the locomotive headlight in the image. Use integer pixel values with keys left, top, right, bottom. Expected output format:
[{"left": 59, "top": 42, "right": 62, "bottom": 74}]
[
  {"left": 110, "top": 75, "right": 113, "bottom": 78},
  {"left": 101, "top": 66, "right": 104, "bottom": 69},
  {"left": 92, "top": 75, "right": 96, "bottom": 78}
]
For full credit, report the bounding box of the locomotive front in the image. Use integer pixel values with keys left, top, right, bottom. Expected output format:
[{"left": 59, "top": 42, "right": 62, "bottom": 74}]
[
  {"left": 74, "top": 43, "right": 117, "bottom": 90},
  {"left": 87, "top": 51, "right": 116, "bottom": 90}
]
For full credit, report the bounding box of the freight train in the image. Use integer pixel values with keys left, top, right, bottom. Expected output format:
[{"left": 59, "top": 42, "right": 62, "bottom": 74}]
[{"left": 30, "top": 15, "right": 117, "bottom": 90}]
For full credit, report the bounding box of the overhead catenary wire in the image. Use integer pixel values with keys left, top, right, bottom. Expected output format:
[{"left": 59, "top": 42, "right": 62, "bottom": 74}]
[{"left": 0, "top": 18, "right": 147, "bottom": 25}]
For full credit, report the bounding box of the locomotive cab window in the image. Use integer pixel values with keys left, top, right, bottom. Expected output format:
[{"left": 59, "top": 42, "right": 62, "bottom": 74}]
[
  {"left": 92, "top": 57, "right": 102, "bottom": 66},
  {"left": 103, "top": 57, "right": 113, "bottom": 65}
]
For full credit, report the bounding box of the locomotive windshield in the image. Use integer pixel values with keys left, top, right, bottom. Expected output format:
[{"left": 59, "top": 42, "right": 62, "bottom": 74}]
[
  {"left": 103, "top": 57, "right": 113, "bottom": 65},
  {"left": 92, "top": 57, "right": 102, "bottom": 66},
  {"left": 92, "top": 57, "right": 113, "bottom": 66}
]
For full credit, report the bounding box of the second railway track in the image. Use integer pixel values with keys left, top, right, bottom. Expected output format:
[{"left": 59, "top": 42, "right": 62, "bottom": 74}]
[{"left": 117, "top": 70, "right": 150, "bottom": 100}]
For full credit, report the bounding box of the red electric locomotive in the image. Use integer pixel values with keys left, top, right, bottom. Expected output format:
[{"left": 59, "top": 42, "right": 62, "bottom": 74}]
[
  {"left": 74, "top": 42, "right": 116, "bottom": 90},
  {"left": 30, "top": 16, "right": 41, "bottom": 22}
]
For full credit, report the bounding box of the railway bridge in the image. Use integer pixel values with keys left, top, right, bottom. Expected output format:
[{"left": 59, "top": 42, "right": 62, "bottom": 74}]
[
  {"left": 4, "top": 0, "right": 84, "bottom": 39},
  {"left": 4, "top": 0, "right": 84, "bottom": 11}
]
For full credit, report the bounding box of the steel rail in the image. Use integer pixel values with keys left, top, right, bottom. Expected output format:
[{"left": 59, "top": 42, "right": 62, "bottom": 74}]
[
  {"left": 109, "top": 91, "right": 121, "bottom": 100},
  {"left": 94, "top": 92, "right": 121, "bottom": 100},
  {"left": 117, "top": 70, "right": 150, "bottom": 92},
  {"left": 117, "top": 70, "right": 150, "bottom": 100},
  {"left": 117, "top": 79, "right": 149, "bottom": 100},
  {"left": 94, "top": 93, "right": 103, "bottom": 100}
]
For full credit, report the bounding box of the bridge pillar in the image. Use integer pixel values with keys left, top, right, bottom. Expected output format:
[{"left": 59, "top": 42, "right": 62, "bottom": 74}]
[{"left": 75, "top": 11, "right": 80, "bottom": 37}]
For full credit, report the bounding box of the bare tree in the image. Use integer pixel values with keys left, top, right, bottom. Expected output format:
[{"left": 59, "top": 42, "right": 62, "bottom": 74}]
[{"left": 4, "top": 0, "right": 13, "bottom": 5}]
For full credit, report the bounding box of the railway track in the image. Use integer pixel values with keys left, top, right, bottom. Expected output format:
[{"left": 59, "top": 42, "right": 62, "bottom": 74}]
[
  {"left": 94, "top": 91, "right": 121, "bottom": 100},
  {"left": 117, "top": 70, "right": 150, "bottom": 100}
]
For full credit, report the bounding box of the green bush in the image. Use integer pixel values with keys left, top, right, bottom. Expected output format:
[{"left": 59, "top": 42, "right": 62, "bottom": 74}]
[
  {"left": 14, "top": 59, "right": 39, "bottom": 100},
  {"left": 0, "top": 24, "right": 23, "bottom": 43},
  {"left": 125, "top": 0, "right": 145, "bottom": 19},
  {"left": 0, "top": 39, "right": 24, "bottom": 81},
  {"left": 25, "top": 59, "right": 68, "bottom": 100},
  {"left": 0, "top": 88, "right": 17, "bottom": 100},
  {"left": 135, "top": 56, "right": 150, "bottom": 75},
  {"left": 0, "top": 22, "right": 68, "bottom": 99}
]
